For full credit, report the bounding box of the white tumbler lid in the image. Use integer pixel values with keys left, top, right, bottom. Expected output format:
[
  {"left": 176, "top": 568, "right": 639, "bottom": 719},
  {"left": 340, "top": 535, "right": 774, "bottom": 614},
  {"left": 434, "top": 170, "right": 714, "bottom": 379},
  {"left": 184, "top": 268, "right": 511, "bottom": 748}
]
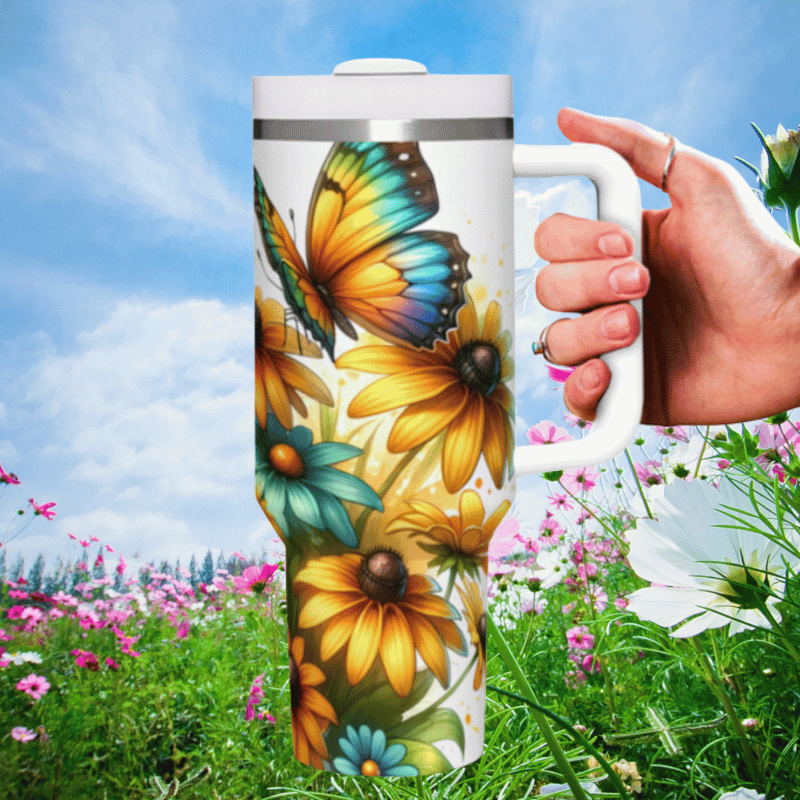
[{"left": 253, "top": 58, "right": 513, "bottom": 122}]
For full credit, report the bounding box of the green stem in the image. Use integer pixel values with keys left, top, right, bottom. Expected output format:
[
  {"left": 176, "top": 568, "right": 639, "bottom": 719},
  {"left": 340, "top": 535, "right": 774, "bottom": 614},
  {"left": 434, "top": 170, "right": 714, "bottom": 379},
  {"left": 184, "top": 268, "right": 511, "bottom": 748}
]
[
  {"left": 415, "top": 775, "right": 427, "bottom": 799},
  {"left": 444, "top": 568, "right": 457, "bottom": 603},
  {"left": 487, "top": 614, "right": 591, "bottom": 800},
  {"left": 422, "top": 652, "right": 478, "bottom": 714},
  {"left": 625, "top": 448, "right": 653, "bottom": 519},
  {"left": 557, "top": 481, "right": 626, "bottom": 551},
  {"left": 487, "top": 684, "right": 631, "bottom": 800},
  {"left": 756, "top": 598, "right": 800, "bottom": 667},
  {"left": 693, "top": 426, "right": 711, "bottom": 479},
  {"left": 353, "top": 443, "right": 424, "bottom": 536},
  {"left": 688, "top": 637, "right": 765, "bottom": 788},
  {"left": 786, "top": 202, "right": 800, "bottom": 246}
]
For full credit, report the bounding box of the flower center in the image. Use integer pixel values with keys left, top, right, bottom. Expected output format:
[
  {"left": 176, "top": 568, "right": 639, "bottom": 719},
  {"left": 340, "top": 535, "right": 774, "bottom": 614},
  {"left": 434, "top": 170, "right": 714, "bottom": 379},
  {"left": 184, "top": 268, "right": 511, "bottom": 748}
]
[
  {"left": 477, "top": 612, "right": 487, "bottom": 654},
  {"left": 289, "top": 654, "right": 300, "bottom": 709},
  {"left": 361, "top": 759, "right": 382, "bottom": 777},
  {"left": 719, "top": 564, "right": 771, "bottom": 610},
  {"left": 251, "top": 581, "right": 266, "bottom": 594},
  {"left": 453, "top": 341, "right": 501, "bottom": 397},
  {"left": 357, "top": 549, "right": 408, "bottom": 604},
  {"left": 255, "top": 305, "right": 262, "bottom": 349},
  {"left": 268, "top": 443, "right": 305, "bottom": 479}
]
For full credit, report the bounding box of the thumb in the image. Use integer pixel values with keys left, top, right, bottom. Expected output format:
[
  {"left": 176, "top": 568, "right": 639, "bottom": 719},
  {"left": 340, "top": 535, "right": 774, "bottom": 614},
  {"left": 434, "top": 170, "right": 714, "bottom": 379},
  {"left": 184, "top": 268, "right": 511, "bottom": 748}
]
[{"left": 557, "top": 108, "right": 679, "bottom": 194}]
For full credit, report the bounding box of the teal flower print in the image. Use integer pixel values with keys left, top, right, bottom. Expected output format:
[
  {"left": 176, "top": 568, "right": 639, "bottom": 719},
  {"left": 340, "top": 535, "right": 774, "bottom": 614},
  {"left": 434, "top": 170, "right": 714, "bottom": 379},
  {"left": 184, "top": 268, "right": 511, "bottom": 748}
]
[
  {"left": 255, "top": 414, "right": 382, "bottom": 547},
  {"left": 333, "top": 724, "right": 418, "bottom": 777}
]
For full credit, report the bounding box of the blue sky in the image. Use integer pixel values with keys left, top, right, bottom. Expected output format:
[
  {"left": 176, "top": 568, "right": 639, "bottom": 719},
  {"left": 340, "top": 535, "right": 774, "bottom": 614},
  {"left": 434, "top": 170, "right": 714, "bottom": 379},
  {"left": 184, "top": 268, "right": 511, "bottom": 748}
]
[{"left": 1, "top": 0, "right": 798, "bottom": 575}]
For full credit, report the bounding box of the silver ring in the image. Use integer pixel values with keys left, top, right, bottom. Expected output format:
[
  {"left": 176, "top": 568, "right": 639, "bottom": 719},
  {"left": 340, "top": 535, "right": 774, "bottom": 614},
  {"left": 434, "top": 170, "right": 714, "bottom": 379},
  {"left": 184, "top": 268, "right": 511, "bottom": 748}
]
[
  {"left": 532, "top": 323, "right": 556, "bottom": 363},
  {"left": 661, "top": 136, "right": 678, "bottom": 191}
]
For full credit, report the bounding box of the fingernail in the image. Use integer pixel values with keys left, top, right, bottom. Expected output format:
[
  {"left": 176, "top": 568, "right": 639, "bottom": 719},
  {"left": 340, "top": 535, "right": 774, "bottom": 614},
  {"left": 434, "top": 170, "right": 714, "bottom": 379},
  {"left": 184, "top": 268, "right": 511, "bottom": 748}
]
[
  {"left": 609, "top": 263, "right": 646, "bottom": 294},
  {"left": 579, "top": 361, "right": 603, "bottom": 390},
  {"left": 598, "top": 232, "right": 631, "bottom": 257},
  {"left": 601, "top": 308, "right": 631, "bottom": 340}
]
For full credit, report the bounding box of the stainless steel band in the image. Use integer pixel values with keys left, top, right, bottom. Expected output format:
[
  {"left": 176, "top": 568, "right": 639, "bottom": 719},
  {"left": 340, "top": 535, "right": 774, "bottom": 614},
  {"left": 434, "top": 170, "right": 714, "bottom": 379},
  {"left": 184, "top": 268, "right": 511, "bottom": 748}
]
[{"left": 253, "top": 117, "right": 513, "bottom": 141}]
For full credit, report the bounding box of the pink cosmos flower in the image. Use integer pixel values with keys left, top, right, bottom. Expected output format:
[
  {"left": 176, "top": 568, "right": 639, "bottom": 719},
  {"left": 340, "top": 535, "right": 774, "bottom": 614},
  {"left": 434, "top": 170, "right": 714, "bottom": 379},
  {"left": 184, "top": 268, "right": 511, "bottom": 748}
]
[
  {"left": 105, "top": 544, "right": 114, "bottom": 553},
  {"left": 581, "top": 654, "right": 602, "bottom": 674},
  {"left": 232, "top": 563, "right": 279, "bottom": 594},
  {"left": 106, "top": 657, "right": 120, "bottom": 670},
  {"left": 635, "top": 460, "right": 663, "bottom": 486},
  {"left": 0, "top": 463, "right": 20, "bottom": 484},
  {"left": 90, "top": 535, "right": 99, "bottom": 542},
  {"left": 654, "top": 426, "right": 689, "bottom": 442},
  {"left": 8, "top": 589, "right": 29, "bottom": 599},
  {"left": 565, "top": 669, "right": 587, "bottom": 688},
  {"left": 28, "top": 499, "right": 57, "bottom": 519},
  {"left": 488, "top": 515, "right": 520, "bottom": 561},
  {"left": 527, "top": 420, "right": 573, "bottom": 446},
  {"left": 72, "top": 650, "right": 100, "bottom": 671},
  {"left": 16, "top": 673, "right": 50, "bottom": 700},
  {"left": 566, "top": 625, "right": 595, "bottom": 650},
  {"left": 562, "top": 467, "right": 598, "bottom": 494},
  {"left": 79, "top": 540, "right": 90, "bottom": 548},
  {"left": 539, "top": 517, "right": 565, "bottom": 544},
  {"left": 563, "top": 412, "right": 592, "bottom": 430},
  {"left": 548, "top": 493, "right": 573, "bottom": 511},
  {"left": 547, "top": 364, "right": 575, "bottom": 383},
  {"left": 258, "top": 711, "right": 276, "bottom": 723},
  {"left": 11, "top": 726, "right": 37, "bottom": 742}
]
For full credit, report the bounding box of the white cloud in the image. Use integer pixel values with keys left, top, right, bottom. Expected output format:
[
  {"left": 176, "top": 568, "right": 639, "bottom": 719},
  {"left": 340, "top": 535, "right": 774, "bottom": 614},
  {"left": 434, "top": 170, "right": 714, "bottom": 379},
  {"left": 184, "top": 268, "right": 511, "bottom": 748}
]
[
  {"left": 12, "top": 0, "right": 247, "bottom": 234},
  {"left": 23, "top": 298, "right": 251, "bottom": 500}
]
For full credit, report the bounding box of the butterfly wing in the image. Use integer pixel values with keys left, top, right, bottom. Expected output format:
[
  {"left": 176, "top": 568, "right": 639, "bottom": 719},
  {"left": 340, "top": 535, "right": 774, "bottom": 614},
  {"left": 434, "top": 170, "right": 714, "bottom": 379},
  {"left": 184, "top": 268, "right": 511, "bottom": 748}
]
[
  {"left": 253, "top": 167, "right": 336, "bottom": 358},
  {"left": 305, "top": 142, "right": 471, "bottom": 349}
]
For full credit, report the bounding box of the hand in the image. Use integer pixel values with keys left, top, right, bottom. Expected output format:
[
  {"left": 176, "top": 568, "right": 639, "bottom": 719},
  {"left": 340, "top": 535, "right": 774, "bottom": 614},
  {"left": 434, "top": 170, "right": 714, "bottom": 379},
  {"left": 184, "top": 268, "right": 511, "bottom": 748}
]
[{"left": 534, "top": 108, "right": 800, "bottom": 425}]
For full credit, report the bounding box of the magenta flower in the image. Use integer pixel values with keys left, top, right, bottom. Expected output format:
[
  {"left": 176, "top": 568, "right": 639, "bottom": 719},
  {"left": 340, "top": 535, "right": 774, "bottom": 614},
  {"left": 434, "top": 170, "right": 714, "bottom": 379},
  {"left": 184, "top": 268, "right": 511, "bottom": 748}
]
[
  {"left": 654, "top": 425, "right": 689, "bottom": 442},
  {"left": 232, "top": 563, "right": 279, "bottom": 594},
  {"left": 562, "top": 411, "right": 592, "bottom": 430},
  {"left": 581, "top": 654, "right": 602, "bottom": 674},
  {"left": 28, "top": 499, "right": 56, "bottom": 519},
  {"left": 527, "top": 420, "right": 574, "bottom": 446},
  {"left": 11, "top": 726, "right": 37, "bottom": 742},
  {"left": 548, "top": 493, "right": 573, "bottom": 511},
  {"left": 8, "top": 589, "right": 29, "bottom": 599},
  {"left": 72, "top": 650, "right": 100, "bottom": 671},
  {"left": 539, "top": 517, "right": 565, "bottom": 544},
  {"left": 0, "top": 463, "right": 20, "bottom": 485},
  {"left": 563, "top": 467, "right": 598, "bottom": 494},
  {"left": 105, "top": 544, "right": 114, "bottom": 553},
  {"left": 547, "top": 364, "right": 575, "bottom": 383},
  {"left": 566, "top": 625, "right": 595, "bottom": 650},
  {"left": 106, "top": 657, "right": 120, "bottom": 670},
  {"left": 489, "top": 515, "right": 521, "bottom": 561},
  {"left": 635, "top": 460, "right": 663, "bottom": 486},
  {"left": 16, "top": 673, "right": 50, "bottom": 700}
]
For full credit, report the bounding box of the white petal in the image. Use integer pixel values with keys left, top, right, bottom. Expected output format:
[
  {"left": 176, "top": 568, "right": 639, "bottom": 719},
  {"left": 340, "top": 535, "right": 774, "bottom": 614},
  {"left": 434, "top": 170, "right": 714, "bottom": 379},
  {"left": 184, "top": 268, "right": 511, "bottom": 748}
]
[
  {"left": 670, "top": 610, "right": 730, "bottom": 638},
  {"left": 626, "top": 586, "right": 707, "bottom": 626}
]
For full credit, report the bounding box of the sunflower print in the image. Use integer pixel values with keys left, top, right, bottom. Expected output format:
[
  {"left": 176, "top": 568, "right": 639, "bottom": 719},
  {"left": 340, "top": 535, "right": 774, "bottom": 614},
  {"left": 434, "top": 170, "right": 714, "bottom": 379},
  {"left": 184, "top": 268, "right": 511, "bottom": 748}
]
[
  {"left": 288, "top": 635, "right": 338, "bottom": 769},
  {"left": 255, "top": 288, "right": 333, "bottom": 431},
  {"left": 336, "top": 294, "right": 513, "bottom": 493},
  {"left": 456, "top": 581, "right": 487, "bottom": 691},
  {"left": 293, "top": 551, "right": 467, "bottom": 698},
  {"left": 386, "top": 490, "right": 511, "bottom": 581}
]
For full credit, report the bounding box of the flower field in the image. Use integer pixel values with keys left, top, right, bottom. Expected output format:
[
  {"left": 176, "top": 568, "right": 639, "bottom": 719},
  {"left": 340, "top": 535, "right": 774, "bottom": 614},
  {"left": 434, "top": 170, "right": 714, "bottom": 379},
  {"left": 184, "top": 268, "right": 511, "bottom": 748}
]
[{"left": 2, "top": 416, "right": 799, "bottom": 799}]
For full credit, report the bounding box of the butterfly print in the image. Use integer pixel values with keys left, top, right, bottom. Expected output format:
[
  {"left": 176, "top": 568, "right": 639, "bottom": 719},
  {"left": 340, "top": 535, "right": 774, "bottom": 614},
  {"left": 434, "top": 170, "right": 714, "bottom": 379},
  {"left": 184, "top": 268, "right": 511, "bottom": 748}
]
[{"left": 254, "top": 141, "right": 471, "bottom": 359}]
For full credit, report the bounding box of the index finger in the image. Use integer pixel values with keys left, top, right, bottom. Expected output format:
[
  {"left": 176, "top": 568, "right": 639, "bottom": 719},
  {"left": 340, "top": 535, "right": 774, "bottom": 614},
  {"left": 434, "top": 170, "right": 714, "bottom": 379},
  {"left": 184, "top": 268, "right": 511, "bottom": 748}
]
[{"left": 557, "top": 108, "right": 676, "bottom": 192}]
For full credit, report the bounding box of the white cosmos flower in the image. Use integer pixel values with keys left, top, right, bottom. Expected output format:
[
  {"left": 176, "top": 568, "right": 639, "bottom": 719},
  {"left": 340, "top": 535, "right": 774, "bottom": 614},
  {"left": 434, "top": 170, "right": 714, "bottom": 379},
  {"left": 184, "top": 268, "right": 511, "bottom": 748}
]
[
  {"left": 533, "top": 545, "right": 572, "bottom": 589},
  {"left": 625, "top": 478, "right": 799, "bottom": 638}
]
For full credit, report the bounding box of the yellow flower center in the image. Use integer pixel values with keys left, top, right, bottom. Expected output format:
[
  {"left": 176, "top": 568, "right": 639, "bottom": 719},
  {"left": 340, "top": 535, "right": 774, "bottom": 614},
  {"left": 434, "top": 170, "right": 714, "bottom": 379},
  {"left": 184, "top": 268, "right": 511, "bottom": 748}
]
[
  {"left": 357, "top": 549, "right": 408, "bottom": 604},
  {"left": 361, "top": 759, "right": 381, "bottom": 776},
  {"left": 453, "top": 341, "right": 501, "bottom": 396},
  {"left": 269, "top": 444, "right": 304, "bottom": 479}
]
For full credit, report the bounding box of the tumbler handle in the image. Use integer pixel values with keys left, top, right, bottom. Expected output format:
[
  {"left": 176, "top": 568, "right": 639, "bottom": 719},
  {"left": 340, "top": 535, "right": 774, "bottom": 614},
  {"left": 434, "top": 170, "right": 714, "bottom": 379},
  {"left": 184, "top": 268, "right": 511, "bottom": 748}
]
[{"left": 512, "top": 144, "right": 643, "bottom": 474}]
